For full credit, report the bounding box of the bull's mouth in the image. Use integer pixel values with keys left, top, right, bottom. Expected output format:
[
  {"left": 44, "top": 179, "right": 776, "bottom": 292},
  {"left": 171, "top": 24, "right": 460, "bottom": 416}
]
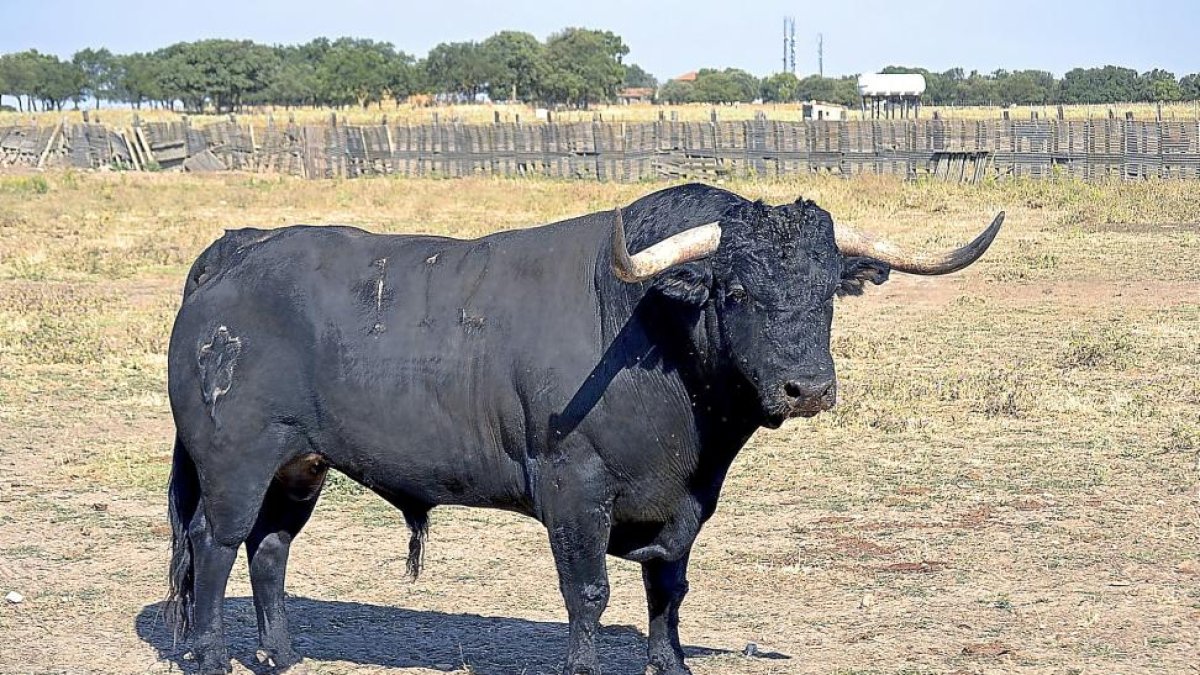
[{"left": 762, "top": 401, "right": 829, "bottom": 428}]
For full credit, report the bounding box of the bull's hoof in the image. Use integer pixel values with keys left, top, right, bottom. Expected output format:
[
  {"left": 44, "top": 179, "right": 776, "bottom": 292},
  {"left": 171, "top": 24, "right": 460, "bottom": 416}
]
[
  {"left": 192, "top": 648, "right": 231, "bottom": 674},
  {"left": 645, "top": 653, "right": 693, "bottom": 675},
  {"left": 255, "top": 646, "right": 305, "bottom": 672}
]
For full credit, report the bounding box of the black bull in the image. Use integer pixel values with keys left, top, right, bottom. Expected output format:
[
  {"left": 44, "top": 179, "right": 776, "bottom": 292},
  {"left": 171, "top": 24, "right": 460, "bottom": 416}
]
[{"left": 164, "top": 183, "right": 1002, "bottom": 674}]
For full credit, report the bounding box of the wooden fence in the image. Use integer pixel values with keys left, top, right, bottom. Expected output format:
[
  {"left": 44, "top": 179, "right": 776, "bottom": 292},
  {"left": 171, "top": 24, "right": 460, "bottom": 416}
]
[{"left": 3, "top": 117, "right": 1200, "bottom": 182}]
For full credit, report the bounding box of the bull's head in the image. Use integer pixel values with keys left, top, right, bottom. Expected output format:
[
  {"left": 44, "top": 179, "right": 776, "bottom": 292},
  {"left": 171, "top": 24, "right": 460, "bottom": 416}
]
[{"left": 612, "top": 199, "right": 1003, "bottom": 428}]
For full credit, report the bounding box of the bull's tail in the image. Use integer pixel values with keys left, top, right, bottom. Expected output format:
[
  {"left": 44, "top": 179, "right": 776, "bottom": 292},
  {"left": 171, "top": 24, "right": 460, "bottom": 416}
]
[
  {"left": 403, "top": 508, "right": 430, "bottom": 580},
  {"left": 164, "top": 435, "right": 200, "bottom": 643}
]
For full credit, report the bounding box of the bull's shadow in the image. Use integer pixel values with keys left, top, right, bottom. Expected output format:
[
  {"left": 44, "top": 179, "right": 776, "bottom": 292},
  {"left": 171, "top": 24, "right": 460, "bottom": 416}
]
[{"left": 136, "top": 597, "right": 739, "bottom": 674}]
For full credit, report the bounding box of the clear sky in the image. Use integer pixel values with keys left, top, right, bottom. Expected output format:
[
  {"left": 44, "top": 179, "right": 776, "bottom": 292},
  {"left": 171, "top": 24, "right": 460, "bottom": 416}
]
[{"left": 1, "top": 0, "right": 1197, "bottom": 80}]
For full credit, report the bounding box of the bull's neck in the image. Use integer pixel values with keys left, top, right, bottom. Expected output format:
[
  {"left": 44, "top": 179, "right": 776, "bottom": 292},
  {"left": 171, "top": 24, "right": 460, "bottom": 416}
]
[{"left": 593, "top": 247, "right": 763, "bottom": 453}]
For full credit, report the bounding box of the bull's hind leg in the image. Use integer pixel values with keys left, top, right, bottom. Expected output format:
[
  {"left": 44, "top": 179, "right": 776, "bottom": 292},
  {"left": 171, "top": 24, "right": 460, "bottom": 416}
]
[
  {"left": 245, "top": 454, "right": 328, "bottom": 669},
  {"left": 186, "top": 427, "right": 302, "bottom": 674}
]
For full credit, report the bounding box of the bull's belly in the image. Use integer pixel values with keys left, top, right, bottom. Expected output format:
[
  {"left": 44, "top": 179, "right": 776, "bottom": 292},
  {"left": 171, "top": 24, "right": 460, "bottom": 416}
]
[
  {"left": 322, "top": 444, "right": 533, "bottom": 513},
  {"left": 312, "top": 397, "right": 532, "bottom": 513}
]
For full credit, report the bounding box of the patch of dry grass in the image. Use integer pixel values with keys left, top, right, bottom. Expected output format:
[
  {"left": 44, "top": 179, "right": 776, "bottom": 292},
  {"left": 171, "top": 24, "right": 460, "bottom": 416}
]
[
  {"left": 3, "top": 101, "right": 1198, "bottom": 130},
  {"left": 0, "top": 171, "right": 1197, "bottom": 674}
]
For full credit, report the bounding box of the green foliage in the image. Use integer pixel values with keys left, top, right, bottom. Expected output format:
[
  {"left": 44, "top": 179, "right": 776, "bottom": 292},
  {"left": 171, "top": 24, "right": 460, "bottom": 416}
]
[
  {"left": 622, "top": 63, "right": 657, "bottom": 89},
  {"left": 155, "top": 39, "right": 279, "bottom": 113},
  {"left": 480, "top": 31, "right": 542, "bottom": 102},
  {"left": 537, "top": 28, "right": 628, "bottom": 107},
  {"left": 796, "top": 74, "right": 860, "bottom": 106},
  {"left": 1181, "top": 74, "right": 1200, "bottom": 100},
  {"left": 1060, "top": 65, "right": 1141, "bottom": 104},
  {"left": 423, "top": 41, "right": 490, "bottom": 100},
  {"left": 691, "top": 68, "right": 759, "bottom": 103},
  {"left": 5, "top": 36, "right": 1200, "bottom": 112},
  {"left": 761, "top": 72, "right": 800, "bottom": 102},
  {"left": 72, "top": 47, "right": 118, "bottom": 107},
  {"left": 315, "top": 38, "right": 409, "bottom": 108},
  {"left": 1140, "top": 69, "right": 1181, "bottom": 102},
  {"left": 659, "top": 79, "right": 694, "bottom": 104},
  {"left": 995, "top": 70, "right": 1057, "bottom": 105},
  {"left": 0, "top": 50, "right": 85, "bottom": 111}
]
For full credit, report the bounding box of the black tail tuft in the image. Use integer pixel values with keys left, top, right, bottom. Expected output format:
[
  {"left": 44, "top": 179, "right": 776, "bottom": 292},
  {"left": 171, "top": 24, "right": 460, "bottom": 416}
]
[
  {"left": 403, "top": 508, "right": 430, "bottom": 580},
  {"left": 164, "top": 436, "right": 200, "bottom": 644}
]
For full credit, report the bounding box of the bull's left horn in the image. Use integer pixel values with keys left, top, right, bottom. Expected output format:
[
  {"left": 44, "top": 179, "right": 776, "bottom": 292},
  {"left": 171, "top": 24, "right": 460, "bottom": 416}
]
[
  {"left": 833, "top": 212, "right": 1004, "bottom": 275},
  {"left": 611, "top": 207, "right": 722, "bottom": 283}
]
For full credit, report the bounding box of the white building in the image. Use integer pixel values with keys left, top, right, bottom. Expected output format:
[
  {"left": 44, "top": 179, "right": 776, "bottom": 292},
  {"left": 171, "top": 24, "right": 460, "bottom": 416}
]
[{"left": 857, "top": 73, "right": 926, "bottom": 119}]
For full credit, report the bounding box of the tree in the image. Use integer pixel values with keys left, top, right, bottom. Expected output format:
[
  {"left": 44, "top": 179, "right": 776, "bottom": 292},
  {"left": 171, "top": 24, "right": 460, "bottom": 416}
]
[
  {"left": 689, "top": 68, "right": 759, "bottom": 103},
  {"left": 658, "top": 79, "right": 694, "bottom": 104},
  {"left": 387, "top": 51, "right": 420, "bottom": 104},
  {"left": 423, "top": 41, "right": 490, "bottom": 100},
  {"left": 538, "top": 28, "right": 628, "bottom": 107},
  {"left": 255, "top": 45, "right": 318, "bottom": 108},
  {"left": 1140, "top": 69, "right": 1181, "bottom": 101},
  {"left": 0, "top": 51, "right": 47, "bottom": 111},
  {"left": 36, "top": 55, "right": 86, "bottom": 110},
  {"left": 480, "top": 31, "right": 542, "bottom": 101},
  {"left": 995, "top": 70, "right": 1055, "bottom": 105},
  {"left": 1060, "top": 66, "right": 1140, "bottom": 104},
  {"left": 73, "top": 47, "right": 118, "bottom": 108},
  {"left": 760, "top": 72, "right": 800, "bottom": 102},
  {"left": 622, "top": 63, "right": 657, "bottom": 89},
  {"left": 11, "top": 35, "right": 1200, "bottom": 113},
  {"left": 315, "top": 38, "right": 398, "bottom": 108},
  {"left": 112, "top": 52, "right": 166, "bottom": 109},
  {"left": 928, "top": 68, "right": 964, "bottom": 105},
  {"left": 1181, "top": 73, "right": 1200, "bottom": 100},
  {"left": 150, "top": 40, "right": 277, "bottom": 113},
  {"left": 0, "top": 51, "right": 86, "bottom": 111},
  {"left": 795, "top": 75, "right": 859, "bottom": 107}
]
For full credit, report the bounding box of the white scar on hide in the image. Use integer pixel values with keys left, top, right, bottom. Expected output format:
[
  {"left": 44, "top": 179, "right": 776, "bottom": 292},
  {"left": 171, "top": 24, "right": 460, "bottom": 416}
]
[{"left": 198, "top": 325, "right": 242, "bottom": 416}]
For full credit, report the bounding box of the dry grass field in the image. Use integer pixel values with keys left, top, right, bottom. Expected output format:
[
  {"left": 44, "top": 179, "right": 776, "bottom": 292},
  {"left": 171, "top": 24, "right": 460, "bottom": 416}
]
[
  {"left": 0, "top": 170, "right": 1198, "bottom": 674},
  {"left": 3, "top": 100, "right": 1198, "bottom": 130}
]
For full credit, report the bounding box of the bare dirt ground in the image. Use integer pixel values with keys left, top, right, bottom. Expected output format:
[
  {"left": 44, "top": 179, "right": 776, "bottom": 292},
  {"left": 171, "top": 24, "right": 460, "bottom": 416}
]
[{"left": 0, "top": 173, "right": 1197, "bottom": 674}]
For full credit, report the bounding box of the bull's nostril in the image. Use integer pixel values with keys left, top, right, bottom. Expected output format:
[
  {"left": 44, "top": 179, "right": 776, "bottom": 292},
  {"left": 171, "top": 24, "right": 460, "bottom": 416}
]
[{"left": 784, "top": 378, "right": 835, "bottom": 401}]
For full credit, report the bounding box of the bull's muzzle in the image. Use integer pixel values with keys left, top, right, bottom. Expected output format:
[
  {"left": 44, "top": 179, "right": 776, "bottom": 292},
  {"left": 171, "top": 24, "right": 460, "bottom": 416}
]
[{"left": 782, "top": 377, "right": 837, "bottom": 417}]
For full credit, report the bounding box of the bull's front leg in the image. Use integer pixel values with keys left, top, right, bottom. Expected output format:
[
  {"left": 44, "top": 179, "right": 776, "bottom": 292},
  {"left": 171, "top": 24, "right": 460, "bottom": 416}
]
[
  {"left": 546, "top": 498, "right": 612, "bottom": 675},
  {"left": 642, "top": 549, "right": 693, "bottom": 675}
]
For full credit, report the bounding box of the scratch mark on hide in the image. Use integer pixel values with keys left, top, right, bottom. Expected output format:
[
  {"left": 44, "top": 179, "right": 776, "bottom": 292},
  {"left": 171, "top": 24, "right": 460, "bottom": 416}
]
[
  {"left": 370, "top": 258, "right": 388, "bottom": 335},
  {"left": 198, "top": 325, "right": 242, "bottom": 419},
  {"left": 460, "top": 308, "right": 486, "bottom": 333}
]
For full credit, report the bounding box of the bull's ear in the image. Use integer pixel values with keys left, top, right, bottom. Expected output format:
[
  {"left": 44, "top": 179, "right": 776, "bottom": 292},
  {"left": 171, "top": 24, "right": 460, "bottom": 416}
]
[
  {"left": 651, "top": 263, "right": 712, "bottom": 305},
  {"left": 838, "top": 256, "right": 890, "bottom": 297}
]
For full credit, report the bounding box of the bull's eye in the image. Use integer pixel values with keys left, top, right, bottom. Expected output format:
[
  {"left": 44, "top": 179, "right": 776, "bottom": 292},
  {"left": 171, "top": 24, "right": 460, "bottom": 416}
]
[{"left": 727, "top": 283, "right": 747, "bottom": 302}]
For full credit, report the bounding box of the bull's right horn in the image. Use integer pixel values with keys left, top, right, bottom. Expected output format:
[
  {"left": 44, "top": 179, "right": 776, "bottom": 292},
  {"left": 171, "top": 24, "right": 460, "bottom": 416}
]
[
  {"left": 611, "top": 207, "right": 722, "bottom": 283},
  {"left": 834, "top": 212, "right": 1004, "bottom": 275}
]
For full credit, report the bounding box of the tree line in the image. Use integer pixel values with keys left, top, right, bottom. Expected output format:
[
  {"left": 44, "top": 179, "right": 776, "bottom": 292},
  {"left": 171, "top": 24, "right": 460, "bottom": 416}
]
[
  {"left": 671, "top": 66, "right": 1200, "bottom": 107},
  {"left": 0, "top": 29, "right": 635, "bottom": 113},
  {"left": 2, "top": 30, "right": 1199, "bottom": 113}
]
